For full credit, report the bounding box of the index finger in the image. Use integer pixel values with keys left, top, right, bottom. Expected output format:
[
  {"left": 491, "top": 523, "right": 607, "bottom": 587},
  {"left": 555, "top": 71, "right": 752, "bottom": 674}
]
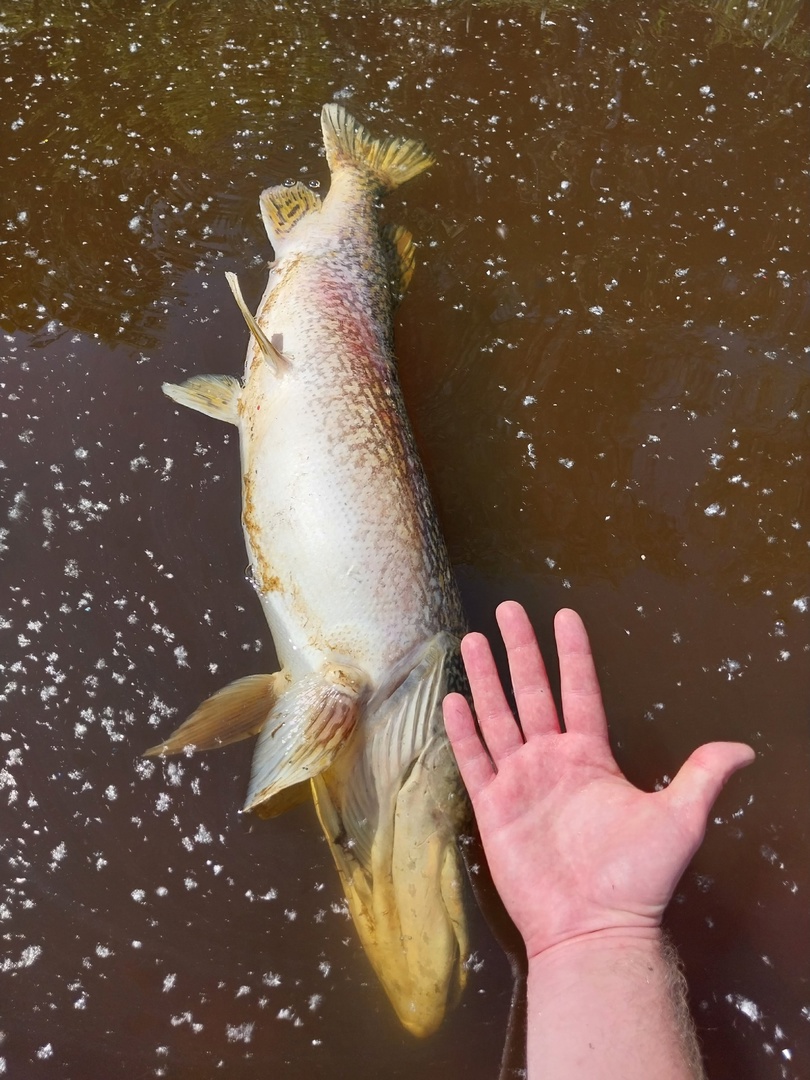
[{"left": 554, "top": 608, "right": 608, "bottom": 739}]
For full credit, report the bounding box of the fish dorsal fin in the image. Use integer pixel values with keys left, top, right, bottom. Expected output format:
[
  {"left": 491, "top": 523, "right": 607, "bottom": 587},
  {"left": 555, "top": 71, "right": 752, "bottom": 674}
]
[
  {"left": 321, "top": 104, "right": 435, "bottom": 194},
  {"left": 143, "top": 672, "right": 286, "bottom": 756},
  {"left": 225, "top": 271, "right": 289, "bottom": 376},
  {"left": 162, "top": 374, "right": 241, "bottom": 424},
  {"left": 383, "top": 224, "right": 416, "bottom": 304},
  {"left": 242, "top": 662, "right": 369, "bottom": 814},
  {"left": 260, "top": 181, "right": 322, "bottom": 250}
]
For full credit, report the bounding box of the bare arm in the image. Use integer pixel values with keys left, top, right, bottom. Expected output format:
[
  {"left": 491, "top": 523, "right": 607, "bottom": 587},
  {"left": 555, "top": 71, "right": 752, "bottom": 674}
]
[{"left": 443, "top": 603, "right": 754, "bottom": 1080}]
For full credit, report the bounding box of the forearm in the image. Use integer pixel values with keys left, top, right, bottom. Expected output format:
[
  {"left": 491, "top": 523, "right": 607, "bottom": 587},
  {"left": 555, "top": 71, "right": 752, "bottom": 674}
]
[{"left": 526, "top": 929, "right": 705, "bottom": 1080}]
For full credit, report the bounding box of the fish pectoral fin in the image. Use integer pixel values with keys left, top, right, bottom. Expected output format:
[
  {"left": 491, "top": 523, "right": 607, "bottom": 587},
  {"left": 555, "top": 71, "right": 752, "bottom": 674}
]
[
  {"left": 143, "top": 672, "right": 287, "bottom": 756},
  {"left": 319, "top": 631, "right": 460, "bottom": 873},
  {"left": 242, "top": 662, "right": 369, "bottom": 815},
  {"left": 162, "top": 374, "right": 241, "bottom": 424},
  {"left": 369, "top": 631, "right": 459, "bottom": 798},
  {"left": 260, "top": 182, "right": 321, "bottom": 250},
  {"left": 225, "top": 271, "right": 289, "bottom": 376},
  {"left": 312, "top": 775, "right": 375, "bottom": 914},
  {"left": 383, "top": 224, "right": 416, "bottom": 304},
  {"left": 321, "top": 104, "right": 435, "bottom": 193},
  {"left": 250, "top": 779, "right": 312, "bottom": 820}
]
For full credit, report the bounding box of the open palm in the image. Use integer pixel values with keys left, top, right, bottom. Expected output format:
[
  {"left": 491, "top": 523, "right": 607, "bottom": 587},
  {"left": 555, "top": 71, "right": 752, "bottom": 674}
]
[{"left": 443, "top": 603, "right": 755, "bottom": 961}]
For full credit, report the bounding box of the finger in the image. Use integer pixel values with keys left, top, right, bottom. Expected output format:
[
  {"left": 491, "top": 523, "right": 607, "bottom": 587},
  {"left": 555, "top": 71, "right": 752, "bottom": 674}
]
[
  {"left": 554, "top": 608, "right": 608, "bottom": 738},
  {"left": 495, "top": 601, "right": 560, "bottom": 738},
  {"left": 663, "top": 742, "right": 756, "bottom": 842},
  {"left": 442, "top": 692, "right": 496, "bottom": 800},
  {"left": 460, "top": 631, "right": 525, "bottom": 762}
]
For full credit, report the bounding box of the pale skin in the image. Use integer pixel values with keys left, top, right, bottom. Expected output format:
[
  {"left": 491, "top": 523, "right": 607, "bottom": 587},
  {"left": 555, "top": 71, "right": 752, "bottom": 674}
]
[{"left": 443, "top": 602, "right": 755, "bottom": 1080}]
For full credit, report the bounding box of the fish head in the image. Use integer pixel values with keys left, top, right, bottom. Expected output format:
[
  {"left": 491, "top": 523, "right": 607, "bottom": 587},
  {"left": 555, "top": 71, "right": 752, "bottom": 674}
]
[
  {"left": 383, "top": 737, "right": 471, "bottom": 1037},
  {"left": 315, "top": 733, "right": 471, "bottom": 1038}
]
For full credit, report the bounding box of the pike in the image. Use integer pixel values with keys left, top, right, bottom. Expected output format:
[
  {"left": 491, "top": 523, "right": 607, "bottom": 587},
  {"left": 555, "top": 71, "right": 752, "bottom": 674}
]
[{"left": 146, "top": 105, "right": 469, "bottom": 1037}]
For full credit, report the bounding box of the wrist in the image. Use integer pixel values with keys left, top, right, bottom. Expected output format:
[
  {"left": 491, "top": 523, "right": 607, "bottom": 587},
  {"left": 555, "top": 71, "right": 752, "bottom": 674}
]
[
  {"left": 525, "top": 928, "right": 705, "bottom": 1080},
  {"left": 527, "top": 924, "right": 664, "bottom": 969}
]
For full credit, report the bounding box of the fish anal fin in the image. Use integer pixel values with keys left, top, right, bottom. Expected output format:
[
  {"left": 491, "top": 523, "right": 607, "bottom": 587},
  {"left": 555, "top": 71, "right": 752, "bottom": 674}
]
[
  {"left": 321, "top": 104, "right": 435, "bottom": 194},
  {"left": 144, "top": 672, "right": 287, "bottom": 757},
  {"left": 242, "top": 662, "right": 368, "bottom": 814},
  {"left": 260, "top": 182, "right": 321, "bottom": 249},
  {"left": 225, "top": 271, "right": 289, "bottom": 376},
  {"left": 162, "top": 374, "right": 241, "bottom": 424},
  {"left": 383, "top": 224, "right": 416, "bottom": 304}
]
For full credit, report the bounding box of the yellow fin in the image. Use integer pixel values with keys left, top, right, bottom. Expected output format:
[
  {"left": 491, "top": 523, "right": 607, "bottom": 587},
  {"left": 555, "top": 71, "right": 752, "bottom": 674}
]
[
  {"left": 144, "top": 672, "right": 287, "bottom": 756},
  {"left": 383, "top": 224, "right": 416, "bottom": 304},
  {"left": 162, "top": 374, "right": 241, "bottom": 424},
  {"left": 260, "top": 181, "right": 321, "bottom": 247},
  {"left": 250, "top": 780, "right": 311, "bottom": 820},
  {"left": 225, "top": 271, "right": 289, "bottom": 375},
  {"left": 321, "top": 103, "right": 435, "bottom": 193},
  {"left": 242, "top": 662, "right": 369, "bottom": 815}
]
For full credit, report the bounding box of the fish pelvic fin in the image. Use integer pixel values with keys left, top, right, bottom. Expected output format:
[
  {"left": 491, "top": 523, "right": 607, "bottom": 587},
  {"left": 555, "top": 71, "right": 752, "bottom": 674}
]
[
  {"left": 225, "top": 271, "right": 289, "bottom": 376},
  {"left": 242, "top": 662, "right": 369, "bottom": 815},
  {"left": 321, "top": 103, "right": 435, "bottom": 194},
  {"left": 312, "top": 632, "right": 470, "bottom": 1038},
  {"left": 260, "top": 181, "right": 321, "bottom": 251},
  {"left": 383, "top": 224, "right": 416, "bottom": 304},
  {"left": 162, "top": 374, "right": 241, "bottom": 424},
  {"left": 144, "top": 672, "right": 287, "bottom": 756}
]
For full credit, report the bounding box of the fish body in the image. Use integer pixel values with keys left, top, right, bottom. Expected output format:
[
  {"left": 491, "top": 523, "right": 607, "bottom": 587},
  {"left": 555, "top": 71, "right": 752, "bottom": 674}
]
[{"left": 148, "top": 105, "right": 469, "bottom": 1037}]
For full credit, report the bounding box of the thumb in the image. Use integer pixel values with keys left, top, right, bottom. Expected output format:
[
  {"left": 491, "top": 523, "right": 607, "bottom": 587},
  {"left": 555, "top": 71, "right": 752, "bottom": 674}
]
[{"left": 664, "top": 742, "right": 756, "bottom": 833}]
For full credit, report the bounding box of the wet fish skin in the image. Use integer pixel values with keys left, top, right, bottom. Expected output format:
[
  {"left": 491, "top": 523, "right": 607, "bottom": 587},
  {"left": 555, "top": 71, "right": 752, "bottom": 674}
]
[{"left": 149, "top": 105, "right": 469, "bottom": 1038}]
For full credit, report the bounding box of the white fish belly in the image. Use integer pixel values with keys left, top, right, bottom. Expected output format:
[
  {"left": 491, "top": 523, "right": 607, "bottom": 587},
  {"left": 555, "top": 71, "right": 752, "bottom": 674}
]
[{"left": 237, "top": 275, "right": 445, "bottom": 685}]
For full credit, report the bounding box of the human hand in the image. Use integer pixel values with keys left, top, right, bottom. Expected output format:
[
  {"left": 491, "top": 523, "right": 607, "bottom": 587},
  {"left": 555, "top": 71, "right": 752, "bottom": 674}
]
[{"left": 443, "top": 602, "right": 755, "bottom": 961}]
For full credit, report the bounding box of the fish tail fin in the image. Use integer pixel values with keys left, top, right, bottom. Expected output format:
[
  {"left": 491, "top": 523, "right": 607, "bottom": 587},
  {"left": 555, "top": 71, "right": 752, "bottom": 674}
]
[
  {"left": 313, "top": 632, "right": 469, "bottom": 1038},
  {"left": 242, "top": 661, "right": 369, "bottom": 815},
  {"left": 321, "top": 103, "right": 435, "bottom": 193}
]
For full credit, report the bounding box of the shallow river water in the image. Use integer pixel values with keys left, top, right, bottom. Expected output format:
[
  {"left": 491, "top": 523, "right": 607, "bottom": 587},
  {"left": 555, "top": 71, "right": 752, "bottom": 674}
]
[{"left": 1, "top": 2, "right": 808, "bottom": 1078}]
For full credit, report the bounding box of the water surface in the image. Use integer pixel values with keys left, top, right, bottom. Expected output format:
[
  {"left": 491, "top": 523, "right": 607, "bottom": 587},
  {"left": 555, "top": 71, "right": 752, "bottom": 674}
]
[{"left": 1, "top": 2, "right": 808, "bottom": 1077}]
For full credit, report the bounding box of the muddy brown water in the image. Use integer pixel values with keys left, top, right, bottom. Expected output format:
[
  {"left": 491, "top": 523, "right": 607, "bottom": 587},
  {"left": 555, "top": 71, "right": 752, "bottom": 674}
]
[{"left": 1, "top": 2, "right": 808, "bottom": 1078}]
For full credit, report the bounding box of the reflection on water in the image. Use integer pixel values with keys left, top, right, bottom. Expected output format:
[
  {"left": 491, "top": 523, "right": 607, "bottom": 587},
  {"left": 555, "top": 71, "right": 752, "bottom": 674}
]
[{"left": 1, "top": 2, "right": 808, "bottom": 1078}]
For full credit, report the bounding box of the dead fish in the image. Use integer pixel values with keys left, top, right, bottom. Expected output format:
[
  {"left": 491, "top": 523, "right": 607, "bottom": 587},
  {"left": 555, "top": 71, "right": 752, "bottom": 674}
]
[{"left": 146, "top": 104, "right": 469, "bottom": 1038}]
